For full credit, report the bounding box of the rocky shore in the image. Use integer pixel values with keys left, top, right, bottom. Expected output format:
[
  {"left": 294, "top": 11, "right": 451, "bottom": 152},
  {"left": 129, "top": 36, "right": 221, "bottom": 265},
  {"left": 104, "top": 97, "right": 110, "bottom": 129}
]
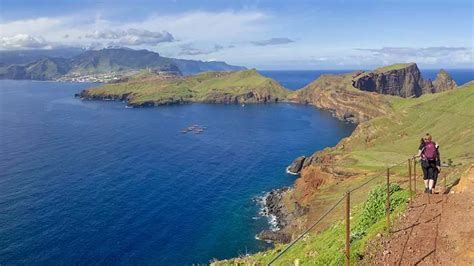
[{"left": 256, "top": 187, "right": 307, "bottom": 243}]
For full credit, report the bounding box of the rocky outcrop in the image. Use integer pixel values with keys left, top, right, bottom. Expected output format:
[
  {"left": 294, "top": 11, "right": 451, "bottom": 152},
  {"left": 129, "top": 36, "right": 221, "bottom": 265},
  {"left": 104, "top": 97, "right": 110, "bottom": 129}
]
[
  {"left": 256, "top": 188, "right": 308, "bottom": 243},
  {"left": 202, "top": 91, "right": 282, "bottom": 104},
  {"left": 257, "top": 230, "right": 292, "bottom": 243},
  {"left": 352, "top": 63, "right": 456, "bottom": 97},
  {"left": 433, "top": 69, "right": 457, "bottom": 92},
  {"left": 286, "top": 156, "right": 306, "bottom": 175},
  {"left": 352, "top": 63, "right": 424, "bottom": 97}
]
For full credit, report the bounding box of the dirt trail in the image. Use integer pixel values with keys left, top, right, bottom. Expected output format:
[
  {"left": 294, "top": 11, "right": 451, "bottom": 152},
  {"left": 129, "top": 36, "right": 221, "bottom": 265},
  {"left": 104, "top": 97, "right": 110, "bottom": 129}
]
[{"left": 373, "top": 165, "right": 474, "bottom": 265}]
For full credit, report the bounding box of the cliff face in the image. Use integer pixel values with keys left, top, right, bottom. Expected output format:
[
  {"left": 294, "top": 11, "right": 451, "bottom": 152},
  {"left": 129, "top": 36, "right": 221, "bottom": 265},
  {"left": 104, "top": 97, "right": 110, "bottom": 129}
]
[
  {"left": 433, "top": 69, "right": 457, "bottom": 92},
  {"left": 352, "top": 63, "right": 456, "bottom": 97},
  {"left": 290, "top": 72, "right": 393, "bottom": 123}
]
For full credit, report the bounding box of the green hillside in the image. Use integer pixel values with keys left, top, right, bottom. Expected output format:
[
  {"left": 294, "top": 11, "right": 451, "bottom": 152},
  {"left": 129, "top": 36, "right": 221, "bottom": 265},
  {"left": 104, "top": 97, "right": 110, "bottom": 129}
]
[
  {"left": 335, "top": 81, "right": 474, "bottom": 172},
  {"left": 79, "top": 69, "right": 291, "bottom": 106},
  {"left": 214, "top": 82, "right": 474, "bottom": 265}
]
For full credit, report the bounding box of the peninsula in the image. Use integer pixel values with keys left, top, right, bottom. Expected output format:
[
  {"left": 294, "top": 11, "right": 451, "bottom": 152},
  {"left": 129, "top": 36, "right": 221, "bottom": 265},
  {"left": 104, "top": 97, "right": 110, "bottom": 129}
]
[{"left": 76, "top": 63, "right": 473, "bottom": 264}]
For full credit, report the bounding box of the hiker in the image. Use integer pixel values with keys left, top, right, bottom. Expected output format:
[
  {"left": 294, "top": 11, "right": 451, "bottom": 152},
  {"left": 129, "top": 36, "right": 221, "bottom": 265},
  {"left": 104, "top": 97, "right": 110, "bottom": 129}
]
[{"left": 415, "top": 134, "right": 441, "bottom": 194}]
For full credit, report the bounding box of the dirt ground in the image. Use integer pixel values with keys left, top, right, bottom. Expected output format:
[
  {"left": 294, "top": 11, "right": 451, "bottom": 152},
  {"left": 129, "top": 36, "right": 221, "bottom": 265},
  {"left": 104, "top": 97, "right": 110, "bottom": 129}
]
[{"left": 371, "top": 165, "right": 474, "bottom": 265}]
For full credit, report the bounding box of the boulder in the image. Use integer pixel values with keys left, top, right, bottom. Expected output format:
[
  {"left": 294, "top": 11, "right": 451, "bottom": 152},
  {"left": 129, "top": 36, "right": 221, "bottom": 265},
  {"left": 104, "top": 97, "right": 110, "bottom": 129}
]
[
  {"left": 257, "top": 230, "right": 291, "bottom": 243},
  {"left": 287, "top": 156, "right": 306, "bottom": 175}
]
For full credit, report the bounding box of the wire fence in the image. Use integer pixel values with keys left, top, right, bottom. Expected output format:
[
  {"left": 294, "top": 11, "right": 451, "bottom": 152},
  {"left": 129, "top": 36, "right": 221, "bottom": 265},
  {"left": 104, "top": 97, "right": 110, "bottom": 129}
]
[{"left": 267, "top": 157, "right": 463, "bottom": 265}]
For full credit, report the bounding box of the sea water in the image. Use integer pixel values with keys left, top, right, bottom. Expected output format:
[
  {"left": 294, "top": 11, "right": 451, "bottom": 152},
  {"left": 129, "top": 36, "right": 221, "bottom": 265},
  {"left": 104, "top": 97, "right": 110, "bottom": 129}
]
[{"left": 0, "top": 79, "right": 354, "bottom": 264}]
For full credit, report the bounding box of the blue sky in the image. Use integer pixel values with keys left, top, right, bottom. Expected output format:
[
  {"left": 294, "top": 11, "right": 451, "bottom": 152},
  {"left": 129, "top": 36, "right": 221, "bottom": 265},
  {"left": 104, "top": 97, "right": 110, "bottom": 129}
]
[{"left": 0, "top": 0, "right": 472, "bottom": 69}]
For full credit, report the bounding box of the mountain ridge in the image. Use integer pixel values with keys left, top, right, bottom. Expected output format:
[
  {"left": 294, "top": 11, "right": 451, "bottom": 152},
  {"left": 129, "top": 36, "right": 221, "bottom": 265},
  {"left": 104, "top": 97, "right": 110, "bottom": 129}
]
[{"left": 0, "top": 48, "right": 246, "bottom": 81}]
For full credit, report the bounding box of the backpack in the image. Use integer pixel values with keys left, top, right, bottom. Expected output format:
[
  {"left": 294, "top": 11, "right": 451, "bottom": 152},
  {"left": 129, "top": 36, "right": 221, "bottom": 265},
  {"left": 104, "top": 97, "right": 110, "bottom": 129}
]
[{"left": 423, "top": 141, "right": 437, "bottom": 160}]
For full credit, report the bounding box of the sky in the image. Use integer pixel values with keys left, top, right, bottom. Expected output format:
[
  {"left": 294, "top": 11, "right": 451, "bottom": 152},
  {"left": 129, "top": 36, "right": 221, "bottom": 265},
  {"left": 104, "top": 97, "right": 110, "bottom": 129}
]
[{"left": 0, "top": 0, "right": 473, "bottom": 69}]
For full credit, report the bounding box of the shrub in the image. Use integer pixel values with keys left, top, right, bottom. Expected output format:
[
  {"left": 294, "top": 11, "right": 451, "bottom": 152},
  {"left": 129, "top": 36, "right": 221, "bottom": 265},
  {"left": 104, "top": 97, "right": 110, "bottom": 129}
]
[{"left": 351, "top": 183, "right": 406, "bottom": 242}]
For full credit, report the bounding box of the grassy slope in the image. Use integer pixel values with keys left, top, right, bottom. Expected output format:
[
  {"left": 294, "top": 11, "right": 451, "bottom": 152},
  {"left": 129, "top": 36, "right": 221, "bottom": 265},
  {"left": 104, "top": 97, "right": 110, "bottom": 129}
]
[
  {"left": 336, "top": 81, "right": 474, "bottom": 172},
  {"left": 373, "top": 63, "right": 415, "bottom": 73},
  {"left": 214, "top": 82, "right": 474, "bottom": 265},
  {"left": 82, "top": 69, "right": 290, "bottom": 105},
  {"left": 289, "top": 73, "right": 394, "bottom": 122}
]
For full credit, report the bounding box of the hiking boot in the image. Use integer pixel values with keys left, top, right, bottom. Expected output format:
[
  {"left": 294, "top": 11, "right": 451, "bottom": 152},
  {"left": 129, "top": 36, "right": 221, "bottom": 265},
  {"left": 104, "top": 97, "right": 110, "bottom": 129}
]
[
  {"left": 424, "top": 188, "right": 429, "bottom": 193},
  {"left": 428, "top": 189, "right": 433, "bottom": 194}
]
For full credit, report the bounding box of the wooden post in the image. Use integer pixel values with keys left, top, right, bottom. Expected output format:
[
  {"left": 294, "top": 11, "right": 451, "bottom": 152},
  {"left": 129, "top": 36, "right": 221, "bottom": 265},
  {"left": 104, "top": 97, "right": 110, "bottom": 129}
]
[
  {"left": 408, "top": 159, "right": 412, "bottom": 202},
  {"left": 444, "top": 170, "right": 447, "bottom": 193},
  {"left": 345, "top": 191, "right": 350, "bottom": 266},
  {"left": 386, "top": 168, "right": 391, "bottom": 231},
  {"left": 413, "top": 160, "right": 417, "bottom": 194}
]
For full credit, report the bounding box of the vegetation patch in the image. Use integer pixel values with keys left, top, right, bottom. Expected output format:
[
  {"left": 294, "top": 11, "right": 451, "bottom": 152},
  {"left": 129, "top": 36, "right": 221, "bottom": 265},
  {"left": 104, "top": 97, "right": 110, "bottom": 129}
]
[{"left": 213, "top": 184, "right": 408, "bottom": 265}]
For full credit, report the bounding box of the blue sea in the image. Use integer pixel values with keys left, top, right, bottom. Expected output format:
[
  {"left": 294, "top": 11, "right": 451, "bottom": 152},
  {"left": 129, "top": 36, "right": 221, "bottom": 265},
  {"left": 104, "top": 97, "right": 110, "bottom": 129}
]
[
  {"left": 0, "top": 69, "right": 472, "bottom": 264},
  {"left": 0, "top": 79, "right": 355, "bottom": 264}
]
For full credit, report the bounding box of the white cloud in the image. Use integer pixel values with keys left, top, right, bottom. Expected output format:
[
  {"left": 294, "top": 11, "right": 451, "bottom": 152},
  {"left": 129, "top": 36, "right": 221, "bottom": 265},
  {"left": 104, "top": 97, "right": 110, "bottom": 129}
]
[
  {"left": 0, "top": 11, "right": 268, "bottom": 54},
  {"left": 0, "top": 34, "right": 54, "bottom": 50},
  {"left": 179, "top": 44, "right": 225, "bottom": 56}
]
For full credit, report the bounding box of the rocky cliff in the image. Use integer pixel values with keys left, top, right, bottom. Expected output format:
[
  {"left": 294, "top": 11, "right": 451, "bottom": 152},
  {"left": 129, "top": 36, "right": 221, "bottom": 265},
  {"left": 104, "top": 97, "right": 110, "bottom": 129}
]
[
  {"left": 432, "top": 69, "right": 457, "bottom": 92},
  {"left": 352, "top": 63, "right": 456, "bottom": 97},
  {"left": 290, "top": 72, "right": 393, "bottom": 123}
]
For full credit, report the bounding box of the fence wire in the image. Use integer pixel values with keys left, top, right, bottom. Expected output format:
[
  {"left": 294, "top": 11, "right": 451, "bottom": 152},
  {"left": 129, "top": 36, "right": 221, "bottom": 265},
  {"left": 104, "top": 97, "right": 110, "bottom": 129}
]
[{"left": 267, "top": 156, "right": 463, "bottom": 265}]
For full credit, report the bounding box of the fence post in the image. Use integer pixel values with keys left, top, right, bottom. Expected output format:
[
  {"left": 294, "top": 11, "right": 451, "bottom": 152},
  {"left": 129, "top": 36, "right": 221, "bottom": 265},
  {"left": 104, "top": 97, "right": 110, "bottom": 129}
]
[
  {"left": 408, "top": 159, "right": 412, "bottom": 202},
  {"left": 444, "top": 170, "right": 447, "bottom": 193},
  {"left": 413, "top": 160, "right": 417, "bottom": 194},
  {"left": 345, "top": 191, "right": 350, "bottom": 266},
  {"left": 386, "top": 168, "right": 391, "bottom": 231}
]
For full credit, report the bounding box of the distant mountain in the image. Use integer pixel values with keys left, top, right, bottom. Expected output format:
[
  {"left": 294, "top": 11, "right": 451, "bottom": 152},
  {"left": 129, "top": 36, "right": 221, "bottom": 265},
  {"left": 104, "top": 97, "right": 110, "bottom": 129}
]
[
  {"left": 0, "top": 48, "right": 85, "bottom": 66},
  {"left": 0, "top": 48, "right": 245, "bottom": 80},
  {"left": 171, "top": 58, "right": 245, "bottom": 75}
]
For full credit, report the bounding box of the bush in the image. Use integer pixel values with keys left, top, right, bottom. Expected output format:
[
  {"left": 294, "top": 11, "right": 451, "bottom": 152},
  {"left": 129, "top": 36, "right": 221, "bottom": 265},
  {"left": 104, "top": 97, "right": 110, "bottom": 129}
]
[{"left": 351, "top": 183, "right": 406, "bottom": 242}]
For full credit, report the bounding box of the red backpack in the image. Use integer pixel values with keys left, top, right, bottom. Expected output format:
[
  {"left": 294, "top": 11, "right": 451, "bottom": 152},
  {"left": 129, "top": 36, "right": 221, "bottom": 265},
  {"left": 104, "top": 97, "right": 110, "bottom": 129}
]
[{"left": 423, "top": 141, "right": 437, "bottom": 160}]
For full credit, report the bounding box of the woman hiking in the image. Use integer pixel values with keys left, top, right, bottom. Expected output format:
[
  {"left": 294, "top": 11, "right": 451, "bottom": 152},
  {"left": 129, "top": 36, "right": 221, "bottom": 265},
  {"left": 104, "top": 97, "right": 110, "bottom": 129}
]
[{"left": 415, "top": 133, "right": 441, "bottom": 194}]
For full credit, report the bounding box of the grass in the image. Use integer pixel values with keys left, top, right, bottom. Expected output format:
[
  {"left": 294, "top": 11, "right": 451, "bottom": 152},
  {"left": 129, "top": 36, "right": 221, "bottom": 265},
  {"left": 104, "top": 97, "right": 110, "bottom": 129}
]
[
  {"left": 82, "top": 69, "right": 291, "bottom": 105},
  {"left": 333, "top": 82, "right": 474, "bottom": 172},
  {"left": 213, "top": 82, "right": 474, "bottom": 265},
  {"left": 351, "top": 63, "right": 416, "bottom": 81},
  {"left": 213, "top": 184, "right": 409, "bottom": 265},
  {"left": 373, "top": 63, "right": 415, "bottom": 73}
]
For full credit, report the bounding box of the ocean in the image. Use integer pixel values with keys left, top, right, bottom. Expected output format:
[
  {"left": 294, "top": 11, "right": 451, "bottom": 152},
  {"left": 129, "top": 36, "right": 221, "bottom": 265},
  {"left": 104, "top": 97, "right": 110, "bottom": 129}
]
[
  {"left": 1, "top": 69, "right": 471, "bottom": 264},
  {"left": 0, "top": 79, "right": 355, "bottom": 264}
]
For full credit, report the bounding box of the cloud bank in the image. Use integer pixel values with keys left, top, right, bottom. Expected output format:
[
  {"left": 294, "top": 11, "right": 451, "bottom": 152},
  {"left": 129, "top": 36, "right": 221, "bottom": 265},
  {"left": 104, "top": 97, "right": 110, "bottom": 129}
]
[{"left": 0, "top": 34, "right": 54, "bottom": 50}]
